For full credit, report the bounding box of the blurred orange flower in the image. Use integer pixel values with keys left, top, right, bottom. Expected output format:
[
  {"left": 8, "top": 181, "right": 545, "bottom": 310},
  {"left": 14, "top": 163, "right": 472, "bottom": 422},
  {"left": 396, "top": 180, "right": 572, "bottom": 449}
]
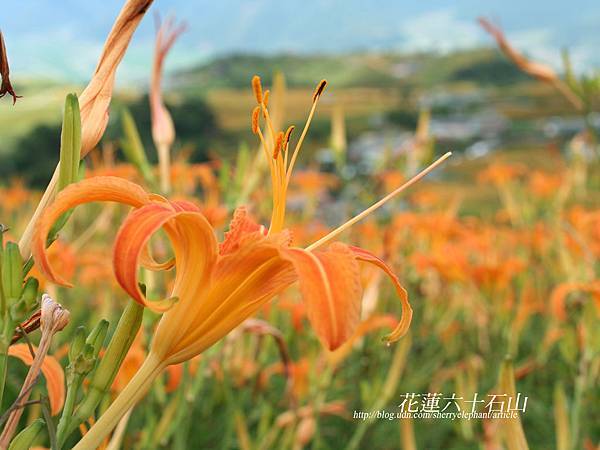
[{"left": 8, "top": 344, "right": 65, "bottom": 415}]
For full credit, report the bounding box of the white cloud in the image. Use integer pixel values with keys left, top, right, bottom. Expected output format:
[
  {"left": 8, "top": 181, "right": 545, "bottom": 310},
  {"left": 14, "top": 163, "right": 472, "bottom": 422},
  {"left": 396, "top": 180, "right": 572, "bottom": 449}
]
[{"left": 399, "top": 8, "right": 482, "bottom": 53}]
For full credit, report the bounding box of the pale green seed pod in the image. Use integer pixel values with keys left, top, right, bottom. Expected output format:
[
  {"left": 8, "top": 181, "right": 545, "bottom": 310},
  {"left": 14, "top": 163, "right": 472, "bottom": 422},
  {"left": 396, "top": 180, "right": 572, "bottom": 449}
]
[
  {"left": 8, "top": 418, "right": 45, "bottom": 450},
  {"left": 58, "top": 93, "right": 82, "bottom": 191},
  {"left": 2, "top": 241, "right": 23, "bottom": 303},
  {"left": 121, "top": 107, "right": 156, "bottom": 184},
  {"left": 68, "top": 327, "right": 87, "bottom": 364},
  {"left": 20, "top": 277, "right": 39, "bottom": 310}
]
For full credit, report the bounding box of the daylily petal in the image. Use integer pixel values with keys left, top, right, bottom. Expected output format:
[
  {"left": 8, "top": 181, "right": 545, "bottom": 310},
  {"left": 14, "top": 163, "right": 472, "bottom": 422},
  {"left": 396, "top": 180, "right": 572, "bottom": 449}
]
[
  {"left": 137, "top": 199, "right": 199, "bottom": 271},
  {"left": 219, "top": 207, "right": 266, "bottom": 255},
  {"left": 139, "top": 244, "right": 175, "bottom": 271},
  {"left": 169, "top": 199, "right": 201, "bottom": 212},
  {"left": 283, "top": 243, "right": 361, "bottom": 351},
  {"left": 32, "top": 176, "right": 151, "bottom": 286},
  {"left": 328, "top": 314, "right": 398, "bottom": 367},
  {"left": 113, "top": 202, "right": 218, "bottom": 312},
  {"left": 162, "top": 232, "right": 295, "bottom": 363},
  {"left": 8, "top": 344, "right": 65, "bottom": 415},
  {"left": 350, "top": 246, "right": 412, "bottom": 343}
]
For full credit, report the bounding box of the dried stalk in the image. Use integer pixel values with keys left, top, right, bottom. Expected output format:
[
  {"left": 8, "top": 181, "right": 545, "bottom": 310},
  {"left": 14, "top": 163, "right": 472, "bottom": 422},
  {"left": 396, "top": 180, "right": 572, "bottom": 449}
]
[{"left": 0, "top": 295, "right": 69, "bottom": 449}]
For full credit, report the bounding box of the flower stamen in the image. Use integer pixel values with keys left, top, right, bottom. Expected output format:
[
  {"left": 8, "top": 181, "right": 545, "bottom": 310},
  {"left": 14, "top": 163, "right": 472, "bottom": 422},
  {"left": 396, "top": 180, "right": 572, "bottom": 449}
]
[{"left": 306, "top": 152, "right": 453, "bottom": 251}]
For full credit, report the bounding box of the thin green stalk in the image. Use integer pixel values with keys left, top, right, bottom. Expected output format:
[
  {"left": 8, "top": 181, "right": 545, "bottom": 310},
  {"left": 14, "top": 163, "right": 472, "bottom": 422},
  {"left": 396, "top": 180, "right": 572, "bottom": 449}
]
[
  {"left": 569, "top": 349, "right": 590, "bottom": 450},
  {"left": 55, "top": 373, "right": 83, "bottom": 448},
  {"left": 72, "top": 355, "right": 164, "bottom": 450},
  {"left": 173, "top": 361, "right": 205, "bottom": 450},
  {"left": 0, "top": 345, "right": 8, "bottom": 412},
  {"left": 310, "top": 365, "right": 334, "bottom": 450},
  {"left": 346, "top": 335, "right": 411, "bottom": 450},
  {"left": 57, "top": 301, "right": 143, "bottom": 447}
]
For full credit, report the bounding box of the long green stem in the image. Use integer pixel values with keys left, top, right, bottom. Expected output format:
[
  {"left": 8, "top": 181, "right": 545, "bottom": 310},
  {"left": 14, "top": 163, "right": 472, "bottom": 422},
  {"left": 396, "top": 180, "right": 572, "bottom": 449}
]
[
  {"left": 0, "top": 344, "right": 8, "bottom": 412},
  {"left": 73, "top": 354, "right": 164, "bottom": 450},
  {"left": 57, "top": 300, "right": 143, "bottom": 447},
  {"left": 346, "top": 335, "right": 411, "bottom": 450},
  {"left": 55, "top": 374, "right": 83, "bottom": 449}
]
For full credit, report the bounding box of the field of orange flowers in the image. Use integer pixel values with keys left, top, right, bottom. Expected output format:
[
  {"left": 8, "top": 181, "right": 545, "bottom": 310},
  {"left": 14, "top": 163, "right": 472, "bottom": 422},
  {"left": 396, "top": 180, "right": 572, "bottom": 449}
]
[{"left": 0, "top": 1, "right": 599, "bottom": 449}]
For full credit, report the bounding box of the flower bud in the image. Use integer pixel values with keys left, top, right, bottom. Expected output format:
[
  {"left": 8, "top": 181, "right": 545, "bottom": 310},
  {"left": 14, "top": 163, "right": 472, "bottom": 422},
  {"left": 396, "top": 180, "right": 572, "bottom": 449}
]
[
  {"left": 68, "top": 327, "right": 87, "bottom": 364},
  {"left": 86, "top": 319, "right": 109, "bottom": 359},
  {"left": 7, "top": 418, "right": 45, "bottom": 450},
  {"left": 58, "top": 93, "right": 82, "bottom": 191},
  {"left": 121, "top": 108, "right": 156, "bottom": 184},
  {"left": 2, "top": 241, "right": 23, "bottom": 303},
  {"left": 20, "top": 277, "right": 39, "bottom": 311},
  {"left": 78, "top": 0, "right": 154, "bottom": 156}
]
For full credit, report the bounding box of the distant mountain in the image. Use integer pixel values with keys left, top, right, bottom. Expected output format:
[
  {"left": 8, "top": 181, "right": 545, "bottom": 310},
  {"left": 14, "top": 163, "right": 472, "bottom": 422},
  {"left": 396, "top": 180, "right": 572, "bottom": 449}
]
[
  {"left": 172, "top": 48, "right": 530, "bottom": 92},
  {"left": 2, "top": 0, "right": 599, "bottom": 83}
]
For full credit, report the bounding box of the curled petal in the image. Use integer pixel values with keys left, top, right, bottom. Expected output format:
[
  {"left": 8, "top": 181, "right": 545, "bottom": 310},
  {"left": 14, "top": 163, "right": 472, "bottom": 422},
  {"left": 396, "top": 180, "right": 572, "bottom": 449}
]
[
  {"left": 137, "top": 199, "right": 196, "bottom": 271},
  {"left": 328, "top": 315, "right": 398, "bottom": 366},
  {"left": 139, "top": 242, "right": 175, "bottom": 271},
  {"left": 350, "top": 246, "right": 412, "bottom": 343},
  {"left": 8, "top": 344, "right": 65, "bottom": 415},
  {"left": 283, "top": 243, "right": 361, "bottom": 351},
  {"left": 32, "top": 176, "right": 151, "bottom": 286},
  {"left": 113, "top": 202, "right": 218, "bottom": 312}
]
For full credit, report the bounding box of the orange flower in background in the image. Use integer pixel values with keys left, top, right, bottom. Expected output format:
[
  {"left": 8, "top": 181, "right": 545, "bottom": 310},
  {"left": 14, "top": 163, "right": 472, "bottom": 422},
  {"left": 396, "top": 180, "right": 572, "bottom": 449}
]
[
  {"left": 378, "top": 170, "right": 404, "bottom": 195},
  {"left": 0, "top": 179, "right": 33, "bottom": 214},
  {"left": 8, "top": 344, "right": 65, "bottom": 415},
  {"left": 550, "top": 281, "right": 600, "bottom": 322},
  {"left": 290, "top": 170, "right": 338, "bottom": 197},
  {"left": 528, "top": 170, "right": 564, "bottom": 198},
  {"left": 478, "top": 162, "right": 525, "bottom": 185},
  {"left": 112, "top": 341, "right": 146, "bottom": 393},
  {"left": 29, "top": 239, "right": 76, "bottom": 290}
]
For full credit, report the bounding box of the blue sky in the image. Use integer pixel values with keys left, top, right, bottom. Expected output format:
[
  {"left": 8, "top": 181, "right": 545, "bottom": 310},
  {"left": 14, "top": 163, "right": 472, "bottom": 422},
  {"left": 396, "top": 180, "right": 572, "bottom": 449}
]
[{"left": 2, "top": 0, "right": 599, "bottom": 83}]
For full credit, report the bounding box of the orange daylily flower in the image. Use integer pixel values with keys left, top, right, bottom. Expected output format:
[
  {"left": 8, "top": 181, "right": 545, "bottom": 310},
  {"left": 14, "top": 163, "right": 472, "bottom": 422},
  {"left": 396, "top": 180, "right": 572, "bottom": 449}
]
[
  {"left": 33, "top": 77, "right": 450, "bottom": 449},
  {"left": 0, "top": 179, "right": 32, "bottom": 213},
  {"left": 478, "top": 162, "right": 525, "bottom": 185},
  {"left": 328, "top": 314, "right": 399, "bottom": 367},
  {"left": 8, "top": 344, "right": 65, "bottom": 415},
  {"left": 33, "top": 177, "right": 409, "bottom": 352}
]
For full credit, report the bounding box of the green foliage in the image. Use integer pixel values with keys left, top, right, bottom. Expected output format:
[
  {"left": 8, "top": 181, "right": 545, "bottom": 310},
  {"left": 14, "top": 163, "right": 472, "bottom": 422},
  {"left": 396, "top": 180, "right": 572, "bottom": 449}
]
[
  {"left": 0, "top": 124, "right": 60, "bottom": 187},
  {"left": 122, "top": 94, "right": 219, "bottom": 163}
]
